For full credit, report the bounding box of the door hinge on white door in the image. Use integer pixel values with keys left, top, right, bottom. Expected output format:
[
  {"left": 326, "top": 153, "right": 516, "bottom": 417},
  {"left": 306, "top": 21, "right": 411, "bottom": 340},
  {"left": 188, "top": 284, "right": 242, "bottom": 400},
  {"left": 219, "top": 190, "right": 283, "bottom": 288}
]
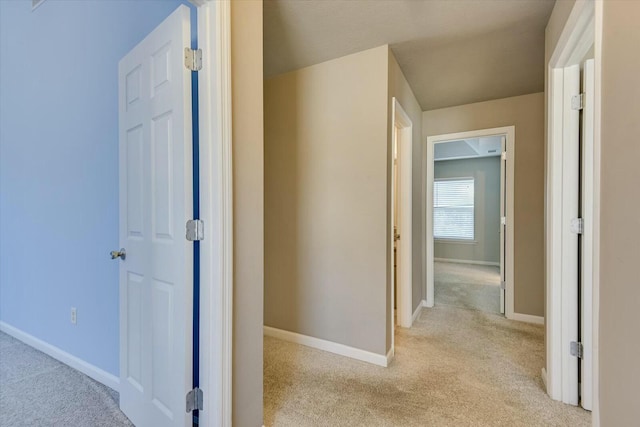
[
  {"left": 501, "top": 151, "right": 507, "bottom": 161},
  {"left": 186, "top": 219, "right": 204, "bottom": 241},
  {"left": 570, "top": 218, "right": 584, "bottom": 235},
  {"left": 570, "top": 341, "right": 583, "bottom": 359},
  {"left": 186, "top": 387, "right": 203, "bottom": 412},
  {"left": 571, "top": 93, "right": 584, "bottom": 110},
  {"left": 500, "top": 281, "right": 506, "bottom": 290},
  {"left": 184, "top": 48, "right": 202, "bottom": 71}
]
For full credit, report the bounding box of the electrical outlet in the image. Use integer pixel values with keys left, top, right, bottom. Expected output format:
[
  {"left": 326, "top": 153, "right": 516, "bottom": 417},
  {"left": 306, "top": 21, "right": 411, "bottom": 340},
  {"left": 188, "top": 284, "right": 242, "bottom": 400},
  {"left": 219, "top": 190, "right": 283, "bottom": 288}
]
[{"left": 71, "top": 307, "right": 77, "bottom": 325}]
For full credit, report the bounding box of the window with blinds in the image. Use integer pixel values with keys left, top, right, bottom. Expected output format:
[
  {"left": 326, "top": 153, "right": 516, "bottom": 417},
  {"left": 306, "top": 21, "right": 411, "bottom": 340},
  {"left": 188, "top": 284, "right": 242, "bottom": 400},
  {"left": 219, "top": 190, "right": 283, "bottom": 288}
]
[{"left": 434, "top": 178, "right": 475, "bottom": 240}]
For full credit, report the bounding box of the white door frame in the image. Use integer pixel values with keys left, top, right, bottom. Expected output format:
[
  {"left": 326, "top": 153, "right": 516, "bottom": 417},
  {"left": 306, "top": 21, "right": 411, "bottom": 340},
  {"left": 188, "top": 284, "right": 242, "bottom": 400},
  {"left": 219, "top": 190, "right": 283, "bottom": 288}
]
[
  {"left": 425, "top": 126, "right": 515, "bottom": 320},
  {"left": 499, "top": 135, "right": 507, "bottom": 315},
  {"left": 545, "top": 0, "right": 600, "bottom": 419},
  {"left": 580, "top": 58, "right": 595, "bottom": 411},
  {"left": 191, "top": 1, "right": 233, "bottom": 426},
  {"left": 390, "top": 97, "right": 413, "bottom": 354}
]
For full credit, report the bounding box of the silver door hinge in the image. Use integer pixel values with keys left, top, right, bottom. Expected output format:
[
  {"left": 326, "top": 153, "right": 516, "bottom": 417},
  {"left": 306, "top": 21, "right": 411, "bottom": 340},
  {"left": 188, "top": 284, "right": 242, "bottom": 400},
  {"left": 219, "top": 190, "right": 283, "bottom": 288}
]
[
  {"left": 571, "top": 93, "right": 584, "bottom": 110},
  {"left": 501, "top": 151, "right": 507, "bottom": 161},
  {"left": 186, "top": 219, "right": 204, "bottom": 241},
  {"left": 570, "top": 341, "right": 583, "bottom": 359},
  {"left": 186, "top": 387, "right": 203, "bottom": 412},
  {"left": 500, "top": 281, "right": 506, "bottom": 290},
  {"left": 570, "top": 218, "right": 584, "bottom": 235},
  {"left": 184, "top": 48, "right": 202, "bottom": 71},
  {"left": 501, "top": 216, "right": 507, "bottom": 226}
]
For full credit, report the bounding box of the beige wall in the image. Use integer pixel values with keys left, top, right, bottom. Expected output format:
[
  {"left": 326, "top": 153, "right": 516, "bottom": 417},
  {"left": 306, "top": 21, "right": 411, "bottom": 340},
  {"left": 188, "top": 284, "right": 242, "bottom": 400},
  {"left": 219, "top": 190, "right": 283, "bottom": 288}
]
[
  {"left": 264, "top": 46, "right": 390, "bottom": 355},
  {"left": 231, "top": 1, "right": 263, "bottom": 425},
  {"left": 423, "top": 93, "right": 545, "bottom": 317},
  {"left": 599, "top": 1, "right": 640, "bottom": 424},
  {"left": 387, "top": 50, "right": 423, "bottom": 349}
]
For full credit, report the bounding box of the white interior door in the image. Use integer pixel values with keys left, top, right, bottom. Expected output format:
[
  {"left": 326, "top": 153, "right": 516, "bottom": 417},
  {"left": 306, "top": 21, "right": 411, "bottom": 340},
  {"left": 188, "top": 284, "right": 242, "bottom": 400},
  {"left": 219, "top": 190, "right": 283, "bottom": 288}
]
[
  {"left": 118, "top": 5, "right": 193, "bottom": 426},
  {"left": 499, "top": 136, "right": 506, "bottom": 314},
  {"left": 561, "top": 64, "right": 581, "bottom": 406},
  {"left": 395, "top": 104, "right": 413, "bottom": 329},
  {"left": 580, "top": 58, "right": 595, "bottom": 411}
]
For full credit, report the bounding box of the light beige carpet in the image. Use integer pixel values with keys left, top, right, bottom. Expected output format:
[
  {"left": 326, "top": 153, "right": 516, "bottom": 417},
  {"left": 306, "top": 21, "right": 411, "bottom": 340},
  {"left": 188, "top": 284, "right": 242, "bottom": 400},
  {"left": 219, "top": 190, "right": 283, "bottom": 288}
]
[
  {"left": 264, "top": 306, "right": 590, "bottom": 426},
  {"left": 435, "top": 261, "right": 501, "bottom": 314}
]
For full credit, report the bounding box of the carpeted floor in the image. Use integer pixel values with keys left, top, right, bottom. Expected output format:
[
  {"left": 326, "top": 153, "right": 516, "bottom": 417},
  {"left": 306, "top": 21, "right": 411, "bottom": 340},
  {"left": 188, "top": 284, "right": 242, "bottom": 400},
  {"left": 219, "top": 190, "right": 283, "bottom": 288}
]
[
  {"left": 0, "top": 331, "right": 132, "bottom": 427},
  {"left": 435, "top": 261, "right": 501, "bottom": 313},
  {"left": 264, "top": 306, "right": 591, "bottom": 426}
]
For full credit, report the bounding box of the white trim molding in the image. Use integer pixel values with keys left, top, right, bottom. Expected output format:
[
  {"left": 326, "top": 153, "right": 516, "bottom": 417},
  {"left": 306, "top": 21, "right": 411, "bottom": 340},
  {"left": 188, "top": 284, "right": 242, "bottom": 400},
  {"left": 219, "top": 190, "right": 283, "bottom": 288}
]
[
  {"left": 434, "top": 258, "right": 500, "bottom": 267},
  {"left": 411, "top": 302, "right": 423, "bottom": 325},
  {"left": 425, "top": 126, "right": 515, "bottom": 321},
  {"left": 0, "top": 321, "right": 119, "bottom": 391},
  {"left": 545, "top": 0, "right": 599, "bottom": 414},
  {"left": 510, "top": 313, "right": 545, "bottom": 325},
  {"left": 264, "top": 326, "right": 389, "bottom": 367},
  {"left": 592, "top": 2, "right": 602, "bottom": 423},
  {"left": 386, "top": 348, "right": 395, "bottom": 366},
  {"left": 198, "top": 1, "right": 233, "bottom": 426}
]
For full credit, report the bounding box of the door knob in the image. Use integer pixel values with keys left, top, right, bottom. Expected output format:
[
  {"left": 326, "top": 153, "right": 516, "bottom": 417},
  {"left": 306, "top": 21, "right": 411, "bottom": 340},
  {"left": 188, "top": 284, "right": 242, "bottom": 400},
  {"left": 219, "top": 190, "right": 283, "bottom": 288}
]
[{"left": 110, "top": 248, "right": 126, "bottom": 260}]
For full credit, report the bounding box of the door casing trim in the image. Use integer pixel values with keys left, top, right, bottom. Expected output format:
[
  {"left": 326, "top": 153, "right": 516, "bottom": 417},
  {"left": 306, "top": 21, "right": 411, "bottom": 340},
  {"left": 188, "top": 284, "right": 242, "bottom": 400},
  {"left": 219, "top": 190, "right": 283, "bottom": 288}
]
[{"left": 425, "top": 126, "right": 515, "bottom": 320}]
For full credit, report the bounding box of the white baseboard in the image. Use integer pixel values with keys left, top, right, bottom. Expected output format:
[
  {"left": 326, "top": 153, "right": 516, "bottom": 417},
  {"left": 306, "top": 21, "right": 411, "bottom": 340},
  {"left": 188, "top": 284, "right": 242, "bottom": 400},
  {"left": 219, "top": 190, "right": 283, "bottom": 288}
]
[
  {"left": 434, "top": 257, "right": 500, "bottom": 267},
  {"left": 386, "top": 347, "right": 394, "bottom": 365},
  {"left": 264, "top": 326, "right": 388, "bottom": 367},
  {"left": 422, "top": 299, "right": 429, "bottom": 307},
  {"left": 541, "top": 367, "right": 548, "bottom": 390},
  {"left": 508, "top": 313, "right": 545, "bottom": 325},
  {"left": 411, "top": 302, "right": 422, "bottom": 325},
  {"left": 0, "top": 321, "right": 119, "bottom": 391}
]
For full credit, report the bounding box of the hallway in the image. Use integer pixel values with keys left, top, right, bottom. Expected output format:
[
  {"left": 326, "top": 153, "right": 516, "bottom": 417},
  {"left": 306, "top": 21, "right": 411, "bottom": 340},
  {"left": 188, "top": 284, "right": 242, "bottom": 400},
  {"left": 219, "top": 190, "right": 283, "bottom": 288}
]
[
  {"left": 434, "top": 261, "right": 501, "bottom": 314},
  {"left": 264, "top": 306, "right": 589, "bottom": 426}
]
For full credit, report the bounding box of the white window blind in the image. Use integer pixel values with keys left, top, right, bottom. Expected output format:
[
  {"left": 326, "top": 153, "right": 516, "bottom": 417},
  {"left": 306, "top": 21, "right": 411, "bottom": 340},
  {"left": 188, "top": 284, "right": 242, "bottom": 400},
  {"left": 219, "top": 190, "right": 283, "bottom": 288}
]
[{"left": 434, "top": 178, "right": 475, "bottom": 240}]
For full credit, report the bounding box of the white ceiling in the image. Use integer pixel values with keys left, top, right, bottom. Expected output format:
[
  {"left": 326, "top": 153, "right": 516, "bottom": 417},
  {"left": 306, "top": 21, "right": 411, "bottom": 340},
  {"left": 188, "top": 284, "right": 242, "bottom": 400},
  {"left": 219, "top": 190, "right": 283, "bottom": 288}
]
[
  {"left": 434, "top": 136, "right": 503, "bottom": 161},
  {"left": 264, "top": 0, "right": 555, "bottom": 110}
]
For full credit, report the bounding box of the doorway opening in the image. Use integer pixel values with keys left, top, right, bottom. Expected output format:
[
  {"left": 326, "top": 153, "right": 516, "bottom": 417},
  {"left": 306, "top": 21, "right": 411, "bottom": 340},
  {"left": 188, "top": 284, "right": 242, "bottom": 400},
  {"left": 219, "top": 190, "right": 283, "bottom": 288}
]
[
  {"left": 390, "top": 97, "right": 413, "bottom": 356},
  {"left": 426, "top": 126, "right": 515, "bottom": 319}
]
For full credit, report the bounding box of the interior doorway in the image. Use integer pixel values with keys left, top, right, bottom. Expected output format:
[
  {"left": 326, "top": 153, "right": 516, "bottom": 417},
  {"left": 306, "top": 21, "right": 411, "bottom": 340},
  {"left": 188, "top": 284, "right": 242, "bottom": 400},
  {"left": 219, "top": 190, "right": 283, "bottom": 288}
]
[
  {"left": 426, "top": 126, "right": 515, "bottom": 319},
  {"left": 390, "top": 98, "right": 413, "bottom": 354},
  {"left": 117, "top": 2, "right": 234, "bottom": 425},
  {"left": 545, "top": 0, "right": 597, "bottom": 412}
]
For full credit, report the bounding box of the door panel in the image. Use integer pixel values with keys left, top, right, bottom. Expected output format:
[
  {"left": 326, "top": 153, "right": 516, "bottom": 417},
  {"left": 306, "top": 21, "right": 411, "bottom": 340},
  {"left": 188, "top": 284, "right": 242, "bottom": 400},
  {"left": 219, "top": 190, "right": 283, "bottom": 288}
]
[{"left": 118, "top": 5, "right": 193, "bottom": 426}]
